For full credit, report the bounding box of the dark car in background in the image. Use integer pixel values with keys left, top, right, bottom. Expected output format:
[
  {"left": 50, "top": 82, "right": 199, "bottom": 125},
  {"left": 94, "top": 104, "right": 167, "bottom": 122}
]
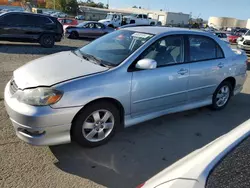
[
  {"left": 65, "top": 21, "right": 114, "bottom": 39},
  {"left": 0, "top": 12, "right": 63, "bottom": 48}
]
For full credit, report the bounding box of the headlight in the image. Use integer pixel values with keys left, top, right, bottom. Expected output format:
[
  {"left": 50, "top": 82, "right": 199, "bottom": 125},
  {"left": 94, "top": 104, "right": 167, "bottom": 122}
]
[{"left": 14, "top": 87, "right": 63, "bottom": 106}]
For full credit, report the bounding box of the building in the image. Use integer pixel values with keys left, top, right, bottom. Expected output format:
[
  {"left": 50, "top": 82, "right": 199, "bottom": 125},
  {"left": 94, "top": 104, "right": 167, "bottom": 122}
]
[
  {"left": 78, "top": 6, "right": 190, "bottom": 26},
  {"left": 247, "top": 19, "right": 250, "bottom": 29},
  {"left": 208, "top": 16, "right": 249, "bottom": 29}
]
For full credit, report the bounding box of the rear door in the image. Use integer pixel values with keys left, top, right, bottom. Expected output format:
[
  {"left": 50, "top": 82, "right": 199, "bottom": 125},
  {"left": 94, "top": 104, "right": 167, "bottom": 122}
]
[
  {"left": 187, "top": 35, "right": 226, "bottom": 102},
  {"left": 23, "top": 15, "right": 55, "bottom": 40},
  {"left": 0, "top": 13, "right": 26, "bottom": 39}
]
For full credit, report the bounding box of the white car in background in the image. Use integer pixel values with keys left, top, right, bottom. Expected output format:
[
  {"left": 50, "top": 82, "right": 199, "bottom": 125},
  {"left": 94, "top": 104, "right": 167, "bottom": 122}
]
[
  {"left": 214, "top": 31, "right": 229, "bottom": 44},
  {"left": 138, "top": 119, "right": 250, "bottom": 188},
  {"left": 237, "top": 29, "right": 250, "bottom": 50}
]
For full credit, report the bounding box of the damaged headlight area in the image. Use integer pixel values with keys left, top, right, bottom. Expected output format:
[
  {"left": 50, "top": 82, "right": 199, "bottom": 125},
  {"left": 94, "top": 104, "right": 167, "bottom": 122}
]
[{"left": 13, "top": 87, "right": 63, "bottom": 106}]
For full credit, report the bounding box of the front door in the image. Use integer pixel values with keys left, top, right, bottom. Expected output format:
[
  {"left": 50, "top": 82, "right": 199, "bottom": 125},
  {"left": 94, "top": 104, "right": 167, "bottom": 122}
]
[
  {"left": 131, "top": 35, "right": 189, "bottom": 117},
  {"left": 187, "top": 35, "right": 226, "bottom": 102}
]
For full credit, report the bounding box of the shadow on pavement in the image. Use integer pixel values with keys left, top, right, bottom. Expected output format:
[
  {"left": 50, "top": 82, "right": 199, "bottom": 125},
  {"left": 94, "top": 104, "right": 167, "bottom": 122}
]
[
  {"left": 0, "top": 43, "right": 77, "bottom": 55},
  {"left": 50, "top": 93, "right": 250, "bottom": 188}
]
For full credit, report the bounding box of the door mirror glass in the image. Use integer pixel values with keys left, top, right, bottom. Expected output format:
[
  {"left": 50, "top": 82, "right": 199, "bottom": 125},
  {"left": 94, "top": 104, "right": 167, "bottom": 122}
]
[{"left": 136, "top": 59, "right": 157, "bottom": 70}]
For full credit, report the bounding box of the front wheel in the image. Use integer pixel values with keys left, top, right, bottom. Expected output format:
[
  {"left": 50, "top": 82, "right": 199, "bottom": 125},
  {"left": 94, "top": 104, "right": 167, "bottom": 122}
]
[
  {"left": 71, "top": 101, "right": 120, "bottom": 147},
  {"left": 211, "top": 81, "right": 232, "bottom": 110},
  {"left": 69, "top": 31, "right": 79, "bottom": 39}
]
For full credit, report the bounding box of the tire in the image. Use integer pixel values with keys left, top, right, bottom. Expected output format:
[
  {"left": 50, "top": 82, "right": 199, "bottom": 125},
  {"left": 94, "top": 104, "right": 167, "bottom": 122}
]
[
  {"left": 39, "top": 34, "right": 55, "bottom": 48},
  {"left": 69, "top": 31, "right": 79, "bottom": 39},
  {"left": 211, "top": 81, "right": 232, "bottom": 110},
  {"left": 71, "top": 101, "right": 120, "bottom": 147}
]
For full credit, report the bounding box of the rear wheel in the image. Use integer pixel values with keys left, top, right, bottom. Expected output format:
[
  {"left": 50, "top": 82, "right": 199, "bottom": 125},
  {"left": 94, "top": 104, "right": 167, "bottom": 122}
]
[
  {"left": 71, "top": 101, "right": 120, "bottom": 147},
  {"left": 69, "top": 31, "right": 79, "bottom": 39},
  {"left": 211, "top": 81, "right": 232, "bottom": 110},
  {"left": 39, "top": 34, "right": 55, "bottom": 48}
]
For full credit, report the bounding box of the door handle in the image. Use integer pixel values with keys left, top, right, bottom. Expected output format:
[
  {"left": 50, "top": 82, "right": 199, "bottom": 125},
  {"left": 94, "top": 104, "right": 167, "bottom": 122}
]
[
  {"left": 177, "top": 68, "right": 188, "bottom": 75},
  {"left": 217, "top": 62, "right": 224, "bottom": 68}
]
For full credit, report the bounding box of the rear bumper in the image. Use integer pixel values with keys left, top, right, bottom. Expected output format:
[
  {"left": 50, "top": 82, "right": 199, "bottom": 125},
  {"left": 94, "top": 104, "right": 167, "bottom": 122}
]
[{"left": 4, "top": 81, "right": 82, "bottom": 146}]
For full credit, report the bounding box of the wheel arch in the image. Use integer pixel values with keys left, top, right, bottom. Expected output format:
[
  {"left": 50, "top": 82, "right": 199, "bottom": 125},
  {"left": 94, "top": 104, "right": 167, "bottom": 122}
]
[
  {"left": 221, "top": 77, "right": 236, "bottom": 91},
  {"left": 71, "top": 97, "right": 125, "bottom": 131}
]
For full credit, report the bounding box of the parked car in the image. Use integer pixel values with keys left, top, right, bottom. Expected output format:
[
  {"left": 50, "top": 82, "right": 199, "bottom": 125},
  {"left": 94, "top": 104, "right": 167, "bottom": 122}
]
[
  {"left": 75, "top": 15, "right": 85, "bottom": 20},
  {"left": 214, "top": 31, "right": 229, "bottom": 43},
  {"left": 237, "top": 29, "right": 250, "bottom": 51},
  {"left": 4, "top": 27, "right": 247, "bottom": 147},
  {"left": 65, "top": 21, "right": 114, "bottom": 39},
  {"left": 228, "top": 33, "right": 240, "bottom": 44},
  {"left": 0, "top": 12, "right": 63, "bottom": 48},
  {"left": 51, "top": 12, "right": 67, "bottom": 18},
  {"left": 58, "top": 18, "right": 78, "bottom": 31}
]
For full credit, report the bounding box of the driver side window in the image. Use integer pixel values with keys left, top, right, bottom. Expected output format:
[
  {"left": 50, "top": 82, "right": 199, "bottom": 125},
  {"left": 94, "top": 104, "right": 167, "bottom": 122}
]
[{"left": 140, "top": 35, "right": 185, "bottom": 67}]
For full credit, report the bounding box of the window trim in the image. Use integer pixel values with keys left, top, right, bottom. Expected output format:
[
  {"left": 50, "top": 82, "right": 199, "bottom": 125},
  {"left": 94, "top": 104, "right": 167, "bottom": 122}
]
[
  {"left": 128, "top": 34, "right": 226, "bottom": 72},
  {"left": 186, "top": 34, "right": 225, "bottom": 63},
  {"left": 128, "top": 34, "right": 187, "bottom": 71}
]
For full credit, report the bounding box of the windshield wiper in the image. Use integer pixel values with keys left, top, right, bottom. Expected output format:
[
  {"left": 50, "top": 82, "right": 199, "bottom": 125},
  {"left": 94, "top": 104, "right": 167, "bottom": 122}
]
[{"left": 81, "top": 53, "right": 115, "bottom": 68}]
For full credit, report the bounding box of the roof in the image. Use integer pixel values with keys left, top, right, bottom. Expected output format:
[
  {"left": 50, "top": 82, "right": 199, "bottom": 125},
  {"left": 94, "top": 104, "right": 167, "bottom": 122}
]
[{"left": 123, "top": 26, "right": 205, "bottom": 35}]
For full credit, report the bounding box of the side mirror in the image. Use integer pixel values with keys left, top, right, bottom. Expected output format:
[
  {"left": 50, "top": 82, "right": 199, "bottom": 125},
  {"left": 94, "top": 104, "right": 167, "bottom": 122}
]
[{"left": 136, "top": 59, "right": 157, "bottom": 70}]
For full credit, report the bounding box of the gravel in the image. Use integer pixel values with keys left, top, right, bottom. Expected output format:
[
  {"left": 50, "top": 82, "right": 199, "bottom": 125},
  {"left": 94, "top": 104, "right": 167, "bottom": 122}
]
[
  {"left": 0, "top": 41, "right": 250, "bottom": 188},
  {"left": 206, "top": 136, "right": 250, "bottom": 188}
]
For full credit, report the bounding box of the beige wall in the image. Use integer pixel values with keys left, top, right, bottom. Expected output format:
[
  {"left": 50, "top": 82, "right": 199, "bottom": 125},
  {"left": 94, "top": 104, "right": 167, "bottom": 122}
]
[
  {"left": 208, "top": 16, "right": 249, "bottom": 28},
  {"left": 247, "top": 19, "right": 250, "bottom": 29}
]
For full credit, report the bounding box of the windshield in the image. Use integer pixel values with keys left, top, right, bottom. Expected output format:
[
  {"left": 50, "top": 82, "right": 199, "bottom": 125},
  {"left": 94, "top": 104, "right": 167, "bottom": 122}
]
[
  {"left": 130, "top": 14, "right": 138, "bottom": 17},
  {"left": 77, "top": 30, "right": 154, "bottom": 66},
  {"left": 106, "top": 14, "right": 114, "bottom": 20},
  {"left": 77, "top": 22, "right": 86, "bottom": 27}
]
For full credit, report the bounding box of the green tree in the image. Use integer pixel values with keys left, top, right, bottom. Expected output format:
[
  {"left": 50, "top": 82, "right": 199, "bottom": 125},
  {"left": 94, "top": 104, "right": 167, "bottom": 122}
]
[{"left": 132, "top": 5, "right": 137, "bottom": 8}]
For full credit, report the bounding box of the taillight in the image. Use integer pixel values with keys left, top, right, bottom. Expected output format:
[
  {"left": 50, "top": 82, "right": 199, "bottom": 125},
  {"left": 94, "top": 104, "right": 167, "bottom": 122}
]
[{"left": 136, "top": 183, "right": 145, "bottom": 188}]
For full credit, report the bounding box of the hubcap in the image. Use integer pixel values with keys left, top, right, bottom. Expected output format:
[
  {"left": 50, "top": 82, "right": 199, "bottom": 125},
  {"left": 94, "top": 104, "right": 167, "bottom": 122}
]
[
  {"left": 216, "top": 85, "right": 230, "bottom": 107},
  {"left": 82, "top": 110, "right": 114, "bottom": 142}
]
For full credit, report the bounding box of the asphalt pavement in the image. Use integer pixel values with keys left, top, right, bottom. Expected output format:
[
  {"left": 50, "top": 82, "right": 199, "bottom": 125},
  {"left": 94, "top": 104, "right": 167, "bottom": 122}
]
[{"left": 0, "top": 40, "right": 250, "bottom": 188}]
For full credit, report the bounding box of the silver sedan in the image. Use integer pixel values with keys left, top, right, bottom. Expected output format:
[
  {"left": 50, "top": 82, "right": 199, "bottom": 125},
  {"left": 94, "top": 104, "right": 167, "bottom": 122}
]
[
  {"left": 65, "top": 21, "right": 114, "bottom": 39},
  {"left": 4, "top": 27, "right": 247, "bottom": 147}
]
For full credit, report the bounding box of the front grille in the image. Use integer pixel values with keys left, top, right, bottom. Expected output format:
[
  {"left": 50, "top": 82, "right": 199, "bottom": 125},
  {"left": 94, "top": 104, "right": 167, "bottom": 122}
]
[
  {"left": 9, "top": 79, "right": 18, "bottom": 95},
  {"left": 243, "top": 40, "right": 250, "bottom": 45}
]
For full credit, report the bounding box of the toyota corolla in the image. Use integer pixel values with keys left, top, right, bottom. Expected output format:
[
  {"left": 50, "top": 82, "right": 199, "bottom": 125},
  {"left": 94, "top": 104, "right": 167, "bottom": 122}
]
[{"left": 4, "top": 27, "right": 247, "bottom": 147}]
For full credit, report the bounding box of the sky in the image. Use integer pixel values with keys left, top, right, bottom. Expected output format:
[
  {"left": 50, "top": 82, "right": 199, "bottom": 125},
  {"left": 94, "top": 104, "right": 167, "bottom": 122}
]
[{"left": 97, "top": 0, "right": 250, "bottom": 20}]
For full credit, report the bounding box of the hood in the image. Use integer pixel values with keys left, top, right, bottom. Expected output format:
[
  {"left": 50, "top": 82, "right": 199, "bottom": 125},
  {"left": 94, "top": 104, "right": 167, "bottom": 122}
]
[
  {"left": 99, "top": 19, "right": 111, "bottom": 23},
  {"left": 14, "top": 51, "right": 108, "bottom": 89},
  {"left": 243, "top": 35, "right": 250, "bottom": 40}
]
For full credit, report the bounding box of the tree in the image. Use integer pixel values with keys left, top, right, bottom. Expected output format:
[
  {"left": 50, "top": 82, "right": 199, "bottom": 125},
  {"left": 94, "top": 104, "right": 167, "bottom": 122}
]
[
  {"left": 66, "top": 0, "right": 78, "bottom": 14},
  {"left": 46, "top": 0, "right": 62, "bottom": 10},
  {"left": 78, "top": 0, "right": 108, "bottom": 9},
  {"left": 132, "top": 5, "right": 137, "bottom": 8}
]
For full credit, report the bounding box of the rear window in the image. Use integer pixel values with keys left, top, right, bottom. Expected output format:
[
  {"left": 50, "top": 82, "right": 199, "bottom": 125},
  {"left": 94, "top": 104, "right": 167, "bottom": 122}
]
[
  {"left": 189, "top": 35, "right": 224, "bottom": 62},
  {"left": 26, "top": 15, "right": 52, "bottom": 25},
  {"left": 206, "top": 136, "right": 250, "bottom": 188}
]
